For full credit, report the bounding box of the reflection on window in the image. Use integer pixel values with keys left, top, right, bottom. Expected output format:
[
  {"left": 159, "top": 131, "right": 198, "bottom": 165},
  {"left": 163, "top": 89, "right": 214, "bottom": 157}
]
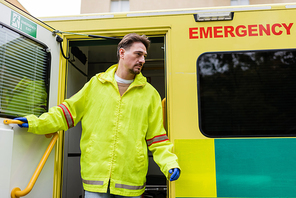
[
  {"left": 197, "top": 49, "right": 296, "bottom": 137},
  {"left": 110, "top": 0, "right": 129, "bottom": 12},
  {"left": 0, "top": 24, "right": 50, "bottom": 118}
]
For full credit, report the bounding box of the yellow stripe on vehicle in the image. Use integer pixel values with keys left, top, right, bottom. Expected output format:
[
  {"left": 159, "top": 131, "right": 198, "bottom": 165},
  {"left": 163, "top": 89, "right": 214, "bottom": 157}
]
[{"left": 174, "top": 139, "right": 217, "bottom": 197}]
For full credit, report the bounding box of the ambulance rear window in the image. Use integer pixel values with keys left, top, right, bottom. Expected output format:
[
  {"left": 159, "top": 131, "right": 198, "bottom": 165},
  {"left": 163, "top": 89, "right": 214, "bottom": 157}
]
[
  {"left": 197, "top": 49, "right": 296, "bottom": 137},
  {"left": 0, "top": 23, "right": 50, "bottom": 118}
]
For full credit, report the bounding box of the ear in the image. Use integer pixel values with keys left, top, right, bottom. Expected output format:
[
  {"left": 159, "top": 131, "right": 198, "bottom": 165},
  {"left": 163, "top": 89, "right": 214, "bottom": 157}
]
[{"left": 119, "top": 48, "right": 125, "bottom": 59}]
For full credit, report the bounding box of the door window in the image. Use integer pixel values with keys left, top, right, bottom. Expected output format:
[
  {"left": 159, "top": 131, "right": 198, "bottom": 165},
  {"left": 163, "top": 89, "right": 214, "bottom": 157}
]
[{"left": 0, "top": 23, "right": 50, "bottom": 118}]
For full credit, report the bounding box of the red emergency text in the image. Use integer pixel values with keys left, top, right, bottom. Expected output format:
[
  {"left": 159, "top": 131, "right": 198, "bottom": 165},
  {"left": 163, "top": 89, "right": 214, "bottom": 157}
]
[{"left": 189, "top": 23, "right": 293, "bottom": 39}]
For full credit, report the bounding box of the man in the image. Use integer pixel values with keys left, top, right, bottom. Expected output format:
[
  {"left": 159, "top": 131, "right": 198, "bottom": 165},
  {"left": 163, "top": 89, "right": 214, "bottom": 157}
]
[{"left": 16, "top": 33, "right": 180, "bottom": 198}]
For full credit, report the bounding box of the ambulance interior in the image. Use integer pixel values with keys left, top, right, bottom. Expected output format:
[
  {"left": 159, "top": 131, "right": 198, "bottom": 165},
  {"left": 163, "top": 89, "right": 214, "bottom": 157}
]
[{"left": 63, "top": 36, "right": 167, "bottom": 198}]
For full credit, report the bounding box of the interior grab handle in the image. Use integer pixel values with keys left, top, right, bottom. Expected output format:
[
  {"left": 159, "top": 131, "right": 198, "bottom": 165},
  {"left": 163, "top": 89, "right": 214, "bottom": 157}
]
[
  {"left": 162, "top": 98, "right": 166, "bottom": 130},
  {"left": 3, "top": 119, "right": 24, "bottom": 125}
]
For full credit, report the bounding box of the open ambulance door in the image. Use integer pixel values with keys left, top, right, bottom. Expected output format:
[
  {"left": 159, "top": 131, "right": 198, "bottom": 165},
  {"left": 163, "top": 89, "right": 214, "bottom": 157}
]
[{"left": 0, "top": 1, "right": 63, "bottom": 197}]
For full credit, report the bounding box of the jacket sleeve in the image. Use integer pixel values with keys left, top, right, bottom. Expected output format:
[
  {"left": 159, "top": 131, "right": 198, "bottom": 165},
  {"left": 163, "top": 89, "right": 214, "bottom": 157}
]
[
  {"left": 26, "top": 79, "right": 90, "bottom": 135},
  {"left": 146, "top": 90, "right": 180, "bottom": 179}
]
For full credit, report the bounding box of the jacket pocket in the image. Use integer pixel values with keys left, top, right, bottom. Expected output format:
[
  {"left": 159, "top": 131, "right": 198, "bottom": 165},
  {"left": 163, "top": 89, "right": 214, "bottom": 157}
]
[{"left": 135, "top": 141, "right": 148, "bottom": 173}]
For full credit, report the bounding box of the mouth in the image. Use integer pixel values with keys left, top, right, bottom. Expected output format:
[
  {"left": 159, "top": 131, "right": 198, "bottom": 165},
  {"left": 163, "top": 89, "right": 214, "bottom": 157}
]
[
  {"left": 134, "top": 64, "right": 142, "bottom": 70},
  {"left": 129, "top": 64, "right": 143, "bottom": 75}
]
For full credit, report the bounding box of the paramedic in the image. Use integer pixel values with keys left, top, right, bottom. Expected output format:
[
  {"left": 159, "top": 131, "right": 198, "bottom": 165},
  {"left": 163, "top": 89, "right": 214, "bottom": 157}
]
[{"left": 15, "top": 33, "right": 180, "bottom": 198}]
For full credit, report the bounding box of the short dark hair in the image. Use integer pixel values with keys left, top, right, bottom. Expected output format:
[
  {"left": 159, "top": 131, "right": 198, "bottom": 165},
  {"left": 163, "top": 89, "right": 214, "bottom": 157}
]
[{"left": 117, "top": 33, "right": 150, "bottom": 60}]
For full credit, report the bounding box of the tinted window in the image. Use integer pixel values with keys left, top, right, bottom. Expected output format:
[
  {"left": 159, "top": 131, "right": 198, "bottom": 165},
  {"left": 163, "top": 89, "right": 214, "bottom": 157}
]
[{"left": 197, "top": 50, "right": 296, "bottom": 137}]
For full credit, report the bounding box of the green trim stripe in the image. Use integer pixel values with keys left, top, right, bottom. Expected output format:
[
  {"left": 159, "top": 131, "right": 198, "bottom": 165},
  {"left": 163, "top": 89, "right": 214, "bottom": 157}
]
[{"left": 215, "top": 139, "right": 296, "bottom": 197}]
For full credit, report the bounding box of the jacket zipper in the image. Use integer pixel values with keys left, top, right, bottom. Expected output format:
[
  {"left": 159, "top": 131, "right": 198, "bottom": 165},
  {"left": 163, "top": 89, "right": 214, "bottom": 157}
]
[
  {"left": 103, "top": 79, "right": 145, "bottom": 178},
  {"left": 109, "top": 97, "right": 121, "bottom": 178}
]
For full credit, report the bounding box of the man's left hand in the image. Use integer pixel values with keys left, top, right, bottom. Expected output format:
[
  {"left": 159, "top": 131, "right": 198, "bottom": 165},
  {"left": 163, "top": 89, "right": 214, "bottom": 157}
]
[{"left": 169, "top": 168, "right": 180, "bottom": 181}]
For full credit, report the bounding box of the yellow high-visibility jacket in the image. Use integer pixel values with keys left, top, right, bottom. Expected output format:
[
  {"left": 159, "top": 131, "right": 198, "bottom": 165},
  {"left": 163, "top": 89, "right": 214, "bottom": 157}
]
[{"left": 26, "top": 64, "right": 180, "bottom": 196}]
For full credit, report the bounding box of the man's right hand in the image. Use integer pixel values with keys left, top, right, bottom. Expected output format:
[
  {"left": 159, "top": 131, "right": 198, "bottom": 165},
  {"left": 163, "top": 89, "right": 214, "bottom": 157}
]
[{"left": 14, "top": 117, "right": 29, "bottom": 128}]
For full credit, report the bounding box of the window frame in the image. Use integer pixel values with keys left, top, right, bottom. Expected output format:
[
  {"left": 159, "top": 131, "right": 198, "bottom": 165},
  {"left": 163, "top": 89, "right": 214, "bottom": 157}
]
[
  {"left": 230, "top": 0, "right": 250, "bottom": 6},
  {"left": 0, "top": 21, "right": 51, "bottom": 118},
  {"left": 110, "top": 0, "right": 130, "bottom": 13}
]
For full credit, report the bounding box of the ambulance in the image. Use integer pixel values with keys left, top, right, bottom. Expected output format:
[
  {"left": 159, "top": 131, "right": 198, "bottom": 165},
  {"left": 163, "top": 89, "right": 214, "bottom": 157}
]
[{"left": 1, "top": 0, "right": 296, "bottom": 197}]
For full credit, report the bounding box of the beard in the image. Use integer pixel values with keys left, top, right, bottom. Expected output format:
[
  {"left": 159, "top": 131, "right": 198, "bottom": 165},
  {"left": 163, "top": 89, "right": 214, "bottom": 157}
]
[{"left": 129, "top": 64, "right": 142, "bottom": 75}]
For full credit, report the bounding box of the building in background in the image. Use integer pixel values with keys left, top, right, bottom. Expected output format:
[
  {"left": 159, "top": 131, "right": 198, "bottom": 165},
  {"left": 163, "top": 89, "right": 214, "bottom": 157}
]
[
  {"left": 81, "top": 0, "right": 296, "bottom": 14},
  {"left": 5, "top": 0, "right": 28, "bottom": 13}
]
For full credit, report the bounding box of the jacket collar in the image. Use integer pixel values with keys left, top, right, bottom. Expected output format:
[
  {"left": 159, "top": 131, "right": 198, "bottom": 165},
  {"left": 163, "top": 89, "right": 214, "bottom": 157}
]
[{"left": 98, "top": 64, "right": 147, "bottom": 87}]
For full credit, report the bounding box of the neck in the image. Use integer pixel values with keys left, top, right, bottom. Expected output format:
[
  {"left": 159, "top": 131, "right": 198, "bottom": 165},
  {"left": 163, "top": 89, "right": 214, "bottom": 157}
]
[{"left": 116, "top": 62, "right": 135, "bottom": 80}]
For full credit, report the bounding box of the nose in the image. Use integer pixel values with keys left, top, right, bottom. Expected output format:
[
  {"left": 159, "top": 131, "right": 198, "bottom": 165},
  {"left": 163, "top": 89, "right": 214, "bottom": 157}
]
[{"left": 139, "top": 55, "right": 145, "bottom": 64}]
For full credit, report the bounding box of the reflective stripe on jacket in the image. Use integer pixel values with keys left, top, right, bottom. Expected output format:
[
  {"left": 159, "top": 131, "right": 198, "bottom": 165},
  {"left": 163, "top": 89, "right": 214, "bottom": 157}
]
[{"left": 26, "top": 64, "right": 180, "bottom": 196}]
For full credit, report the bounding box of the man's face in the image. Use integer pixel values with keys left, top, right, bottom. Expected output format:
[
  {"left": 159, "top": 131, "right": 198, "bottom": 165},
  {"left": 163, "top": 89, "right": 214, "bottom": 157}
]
[{"left": 120, "top": 42, "right": 147, "bottom": 75}]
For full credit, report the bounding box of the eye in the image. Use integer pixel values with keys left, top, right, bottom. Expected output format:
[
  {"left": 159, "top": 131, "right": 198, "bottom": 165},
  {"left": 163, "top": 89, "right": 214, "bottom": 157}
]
[{"left": 135, "top": 52, "right": 147, "bottom": 58}]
